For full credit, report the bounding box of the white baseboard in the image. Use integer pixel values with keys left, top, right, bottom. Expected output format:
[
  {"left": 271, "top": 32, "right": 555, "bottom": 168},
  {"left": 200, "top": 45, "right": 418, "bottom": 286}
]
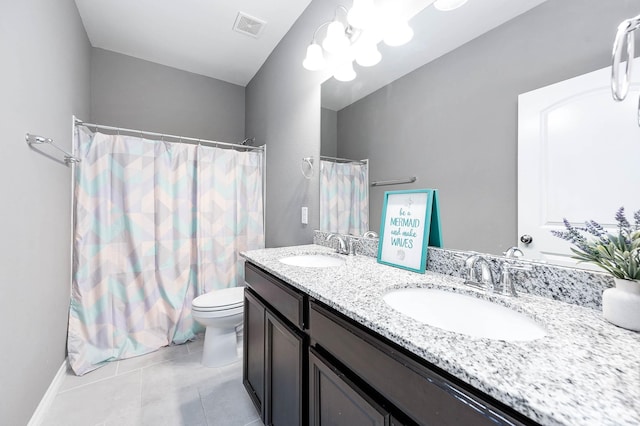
[{"left": 28, "top": 358, "right": 68, "bottom": 426}]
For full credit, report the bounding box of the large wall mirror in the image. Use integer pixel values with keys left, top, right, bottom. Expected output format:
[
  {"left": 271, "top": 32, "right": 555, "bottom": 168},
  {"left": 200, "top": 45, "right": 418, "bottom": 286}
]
[{"left": 319, "top": 0, "right": 640, "bottom": 264}]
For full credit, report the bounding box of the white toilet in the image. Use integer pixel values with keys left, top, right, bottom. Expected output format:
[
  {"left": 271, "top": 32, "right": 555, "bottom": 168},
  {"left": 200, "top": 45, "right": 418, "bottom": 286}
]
[{"left": 191, "top": 286, "right": 245, "bottom": 367}]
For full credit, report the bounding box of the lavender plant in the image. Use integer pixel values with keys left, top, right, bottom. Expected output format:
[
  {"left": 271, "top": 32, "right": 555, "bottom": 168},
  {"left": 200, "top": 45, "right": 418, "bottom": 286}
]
[{"left": 551, "top": 207, "right": 640, "bottom": 281}]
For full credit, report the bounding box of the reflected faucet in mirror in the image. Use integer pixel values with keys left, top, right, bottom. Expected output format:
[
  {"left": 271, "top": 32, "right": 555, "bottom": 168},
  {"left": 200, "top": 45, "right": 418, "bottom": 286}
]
[{"left": 326, "top": 233, "right": 359, "bottom": 256}]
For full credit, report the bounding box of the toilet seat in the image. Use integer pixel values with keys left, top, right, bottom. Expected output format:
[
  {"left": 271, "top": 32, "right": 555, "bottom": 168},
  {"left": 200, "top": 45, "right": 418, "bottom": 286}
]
[
  {"left": 191, "top": 305, "right": 243, "bottom": 318},
  {"left": 192, "top": 286, "right": 244, "bottom": 312}
]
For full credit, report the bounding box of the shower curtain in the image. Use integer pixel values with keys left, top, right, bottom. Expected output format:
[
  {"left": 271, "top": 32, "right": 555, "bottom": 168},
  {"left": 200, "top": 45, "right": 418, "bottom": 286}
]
[
  {"left": 68, "top": 126, "right": 264, "bottom": 375},
  {"left": 319, "top": 160, "right": 369, "bottom": 236}
]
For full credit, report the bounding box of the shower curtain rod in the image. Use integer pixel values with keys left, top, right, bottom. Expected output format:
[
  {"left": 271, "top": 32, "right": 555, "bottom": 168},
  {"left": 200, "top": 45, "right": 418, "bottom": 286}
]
[
  {"left": 74, "top": 119, "right": 264, "bottom": 152},
  {"left": 320, "top": 155, "right": 367, "bottom": 165}
]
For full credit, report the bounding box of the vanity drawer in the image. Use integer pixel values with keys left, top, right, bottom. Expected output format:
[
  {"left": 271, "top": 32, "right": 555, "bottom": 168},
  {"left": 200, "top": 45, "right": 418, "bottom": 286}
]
[
  {"left": 309, "top": 301, "right": 530, "bottom": 426},
  {"left": 245, "top": 262, "right": 306, "bottom": 329}
]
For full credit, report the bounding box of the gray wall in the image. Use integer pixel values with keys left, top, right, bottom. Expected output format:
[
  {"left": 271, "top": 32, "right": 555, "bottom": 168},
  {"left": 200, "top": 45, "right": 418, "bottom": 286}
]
[
  {"left": 246, "top": 1, "right": 340, "bottom": 247},
  {"left": 0, "top": 1, "right": 91, "bottom": 424},
  {"left": 91, "top": 48, "right": 245, "bottom": 142},
  {"left": 320, "top": 108, "right": 337, "bottom": 157},
  {"left": 336, "top": 0, "right": 640, "bottom": 254}
]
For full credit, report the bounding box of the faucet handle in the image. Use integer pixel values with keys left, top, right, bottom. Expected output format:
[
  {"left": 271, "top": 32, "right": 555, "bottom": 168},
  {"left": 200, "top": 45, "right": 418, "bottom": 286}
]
[
  {"left": 500, "top": 263, "right": 532, "bottom": 297},
  {"left": 503, "top": 247, "right": 524, "bottom": 258},
  {"left": 346, "top": 236, "right": 360, "bottom": 256}
]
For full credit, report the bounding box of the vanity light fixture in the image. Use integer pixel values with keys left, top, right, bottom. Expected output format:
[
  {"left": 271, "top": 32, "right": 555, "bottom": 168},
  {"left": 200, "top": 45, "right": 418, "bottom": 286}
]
[
  {"left": 334, "top": 60, "right": 357, "bottom": 81},
  {"left": 347, "top": 0, "right": 376, "bottom": 29},
  {"left": 355, "top": 38, "right": 382, "bottom": 67},
  {"left": 382, "top": 18, "right": 414, "bottom": 47},
  {"left": 302, "top": 2, "right": 413, "bottom": 82},
  {"left": 302, "top": 40, "right": 326, "bottom": 71},
  {"left": 323, "top": 19, "right": 350, "bottom": 53},
  {"left": 433, "top": 0, "right": 469, "bottom": 12}
]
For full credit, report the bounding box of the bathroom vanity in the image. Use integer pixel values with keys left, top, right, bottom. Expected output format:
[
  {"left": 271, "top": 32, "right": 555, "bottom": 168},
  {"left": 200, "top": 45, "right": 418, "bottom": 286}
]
[{"left": 241, "top": 245, "right": 640, "bottom": 426}]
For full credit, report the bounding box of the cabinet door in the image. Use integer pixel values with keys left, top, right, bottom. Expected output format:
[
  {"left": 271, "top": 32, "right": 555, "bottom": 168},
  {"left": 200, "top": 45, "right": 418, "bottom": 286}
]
[
  {"left": 310, "top": 349, "right": 390, "bottom": 426},
  {"left": 310, "top": 301, "right": 529, "bottom": 426},
  {"left": 243, "top": 289, "right": 266, "bottom": 419},
  {"left": 265, "top": 311, "right": 305, "bottom": 426}
]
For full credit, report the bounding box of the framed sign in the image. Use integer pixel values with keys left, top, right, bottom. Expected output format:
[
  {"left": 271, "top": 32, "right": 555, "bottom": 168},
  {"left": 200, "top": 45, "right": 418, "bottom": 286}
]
[{"left": 377, "top": 189, "right": 442, "bottom": 273}]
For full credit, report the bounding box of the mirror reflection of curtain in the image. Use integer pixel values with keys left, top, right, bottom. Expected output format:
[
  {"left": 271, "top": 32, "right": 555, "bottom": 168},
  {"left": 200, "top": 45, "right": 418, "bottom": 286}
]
[
  {"left": 68, "top": 126, "right": 264, "bottom": 375},
  {"left": 320, "top": 160, "right": 368, "bottom": 235}
]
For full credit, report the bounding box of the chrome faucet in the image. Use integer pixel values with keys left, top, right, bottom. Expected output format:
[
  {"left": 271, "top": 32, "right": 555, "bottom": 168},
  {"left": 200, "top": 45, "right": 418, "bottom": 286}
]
[
  {"left": 326, "top": 233, "right": 348, "bottom": 254},
  {"left": 464, "top": 254, "right": 495, "bottom": 293},
  {"left": 326, "top": 233, "right": 358, "bottom": 255},
  {"left": 362, "top": 231, "right": 378, "bottom": 239}
]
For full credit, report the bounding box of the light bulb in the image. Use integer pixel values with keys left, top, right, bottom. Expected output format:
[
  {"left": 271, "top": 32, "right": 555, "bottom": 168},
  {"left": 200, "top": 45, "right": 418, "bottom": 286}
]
[
  {"left": 347, "top": 0, "right": 376, "bottom": 29},
  {"left": 302, "top": 43, "right": 326, "bottom": 71},
  {"left": 322, "top": 20, "right": 350, "bottom": 54},
  {"left": 383, "top": 21, "right": 413, "bottom": 46},
  {"left": 433, "top": 0, "right": 469, "bottom": 11},
  {"left": 334, "top": 61, "right": 356, "bottom": 82},
  {"left": 355, "top": 42, "right": 381, "bottom": 67}
]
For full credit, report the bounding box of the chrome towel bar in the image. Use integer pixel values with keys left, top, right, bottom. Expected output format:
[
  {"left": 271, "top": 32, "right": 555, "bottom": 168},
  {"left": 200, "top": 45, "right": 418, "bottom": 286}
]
[
  {"left": 25, "top": 133, "right": 81, "bottom": 165},
  {"left": 371, "top": 176, "right": 416, "bottom": 187}
]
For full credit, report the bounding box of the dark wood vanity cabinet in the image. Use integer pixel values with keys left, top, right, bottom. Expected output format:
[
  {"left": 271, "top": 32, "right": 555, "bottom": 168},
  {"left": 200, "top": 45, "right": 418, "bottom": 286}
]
[
  {"left": 243, "top": 263, "right": 307, "bottom": 426},
  {"left": 243, "top": 262, "right": 536, "bottom": 426},
  {"left": 309, "top": 347, "right": 394, "bottom": 426},
  {"left": 243, "top": 289, "right": 266, "bottom": 416},
  {"left": 308, "top": 302, "right": 534, "bottom": 426},
  {"left": 264, "top": 310, "right": 305, "bottom": 425}
]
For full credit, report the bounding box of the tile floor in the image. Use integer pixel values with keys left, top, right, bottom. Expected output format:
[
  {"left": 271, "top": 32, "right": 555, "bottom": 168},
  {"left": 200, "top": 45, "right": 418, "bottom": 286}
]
[{"left": 42, "top": 335, "right": 262, "bottom": 426}]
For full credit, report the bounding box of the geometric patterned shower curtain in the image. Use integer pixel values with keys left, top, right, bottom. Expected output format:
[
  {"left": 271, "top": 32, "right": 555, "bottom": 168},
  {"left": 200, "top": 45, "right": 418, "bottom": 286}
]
[
  {"left": 319, "top": 159, "right": 369, "bottom": 236},
  {"left": 68, "top": 126, "right": 264, "bottom": 375},
  {"left": 197, "top": 144, "right": 265, "bottom": 295}
]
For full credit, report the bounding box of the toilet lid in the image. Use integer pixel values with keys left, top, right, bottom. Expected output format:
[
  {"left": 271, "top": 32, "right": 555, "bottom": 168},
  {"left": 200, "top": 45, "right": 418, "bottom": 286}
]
[{"left": 192, "top": 286, "right": 244, "bottom": 310}]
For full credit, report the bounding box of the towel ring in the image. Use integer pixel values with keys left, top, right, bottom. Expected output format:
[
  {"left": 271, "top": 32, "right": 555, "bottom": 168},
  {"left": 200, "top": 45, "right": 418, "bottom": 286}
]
[
  {"left": 301, "top": 157, "right": 314, "bottom": 179},
  {"left": 611, "top": 21, "right": 635, "bottom": 101}
]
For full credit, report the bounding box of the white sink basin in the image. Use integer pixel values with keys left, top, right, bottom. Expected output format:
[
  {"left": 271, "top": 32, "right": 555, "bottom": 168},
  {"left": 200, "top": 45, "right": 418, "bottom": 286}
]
[
  {"left": 279, "top": 254, "right": 346, "bottom": 268},
  {"left": 383, "top": 288, "right": 546, "bottom": 341}
]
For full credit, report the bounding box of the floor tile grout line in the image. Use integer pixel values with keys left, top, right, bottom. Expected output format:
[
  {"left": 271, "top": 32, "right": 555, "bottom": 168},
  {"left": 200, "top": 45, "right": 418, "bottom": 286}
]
[
  {"left": 115, "top": 346, "right": 194, "bottom": 376},
  {"left": 197, "top": 387, "right": 210, "bottom": 425},
  {"left": 42, "top": 343, "right": 257, "bottom": 426},
  {"left": 58, "top": 370, "right": 119, "bottom": 394},
  {"left": 63, "top": 364, "right": 144, "bottom": 394},
  {"left": 59, "top": 339, "right": 217, "bottom": 393},
  {"left": 138, "top": 367, "right": 144, "bottom": 419},
  {"left": 58, "top": 361, "right": 154, "bottom": 395}
]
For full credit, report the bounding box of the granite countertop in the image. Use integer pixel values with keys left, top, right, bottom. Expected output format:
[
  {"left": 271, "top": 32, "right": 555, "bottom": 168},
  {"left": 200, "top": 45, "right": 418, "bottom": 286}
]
[{"left": 241, "top": 244, "right": 640, "bottom": 426}]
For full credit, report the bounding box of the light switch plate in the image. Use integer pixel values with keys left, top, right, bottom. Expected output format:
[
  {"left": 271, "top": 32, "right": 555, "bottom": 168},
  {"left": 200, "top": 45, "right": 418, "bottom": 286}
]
[{"left": 301, "top": 206, "right": 308, "bottom": 224}]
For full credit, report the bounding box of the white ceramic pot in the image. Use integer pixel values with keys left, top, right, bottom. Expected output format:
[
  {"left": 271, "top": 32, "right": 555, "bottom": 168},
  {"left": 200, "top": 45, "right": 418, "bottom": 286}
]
[{"left": 602, "top": 278, "right": 640, "bottom": 332}]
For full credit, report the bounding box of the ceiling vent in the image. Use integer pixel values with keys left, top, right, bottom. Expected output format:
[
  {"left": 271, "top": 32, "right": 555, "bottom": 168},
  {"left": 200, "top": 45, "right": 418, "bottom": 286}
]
[{"left": 233, "top": 12, "right": 266, "bottom": 38}]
